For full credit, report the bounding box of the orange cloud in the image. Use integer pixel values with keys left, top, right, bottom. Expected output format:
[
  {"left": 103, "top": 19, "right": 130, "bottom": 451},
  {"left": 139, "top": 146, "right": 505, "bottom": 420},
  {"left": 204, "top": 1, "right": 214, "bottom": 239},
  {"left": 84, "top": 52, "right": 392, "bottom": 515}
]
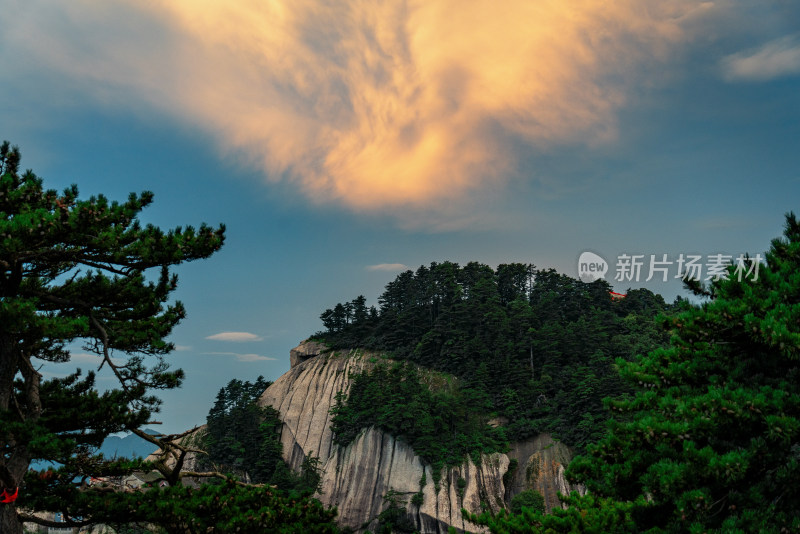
[{"left": 8, "top": 0, "right": 710, "bottom": 213}]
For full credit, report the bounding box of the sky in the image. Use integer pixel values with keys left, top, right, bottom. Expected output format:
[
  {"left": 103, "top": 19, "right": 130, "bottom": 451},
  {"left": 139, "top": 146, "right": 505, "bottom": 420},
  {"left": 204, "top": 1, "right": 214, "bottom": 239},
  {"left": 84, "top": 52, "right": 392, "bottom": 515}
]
[{"left": 2, "top": 0, "right": 799, "bottom": 433}]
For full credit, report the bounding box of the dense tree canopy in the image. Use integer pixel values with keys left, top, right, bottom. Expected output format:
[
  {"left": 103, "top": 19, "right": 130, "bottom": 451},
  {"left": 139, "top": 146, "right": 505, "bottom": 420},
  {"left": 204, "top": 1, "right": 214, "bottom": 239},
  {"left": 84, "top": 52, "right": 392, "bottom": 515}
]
[
  {"left": 471, "top": 215, "right": 798, "bottom": 532},
  {"left": 25, "top": 475, "right": 339, "bottom": 534},
  {"left": 200, "top": 376, "right": 323, "bottom": 494},
  {"left": 316, "top": 261, "right": 679, "bottom": 453},
  {"left": 568, "top": 214, "right": 800, "bottom": 532},
  {"left": 203, "top": 377, "right": 278, "bottom": 483}
]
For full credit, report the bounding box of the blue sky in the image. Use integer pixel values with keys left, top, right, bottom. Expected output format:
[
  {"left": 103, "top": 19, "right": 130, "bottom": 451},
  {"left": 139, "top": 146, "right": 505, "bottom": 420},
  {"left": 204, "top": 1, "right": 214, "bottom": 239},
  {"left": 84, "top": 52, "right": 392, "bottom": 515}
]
[{"left": 2, "top": 0, "right": 799, "bottom": 432}]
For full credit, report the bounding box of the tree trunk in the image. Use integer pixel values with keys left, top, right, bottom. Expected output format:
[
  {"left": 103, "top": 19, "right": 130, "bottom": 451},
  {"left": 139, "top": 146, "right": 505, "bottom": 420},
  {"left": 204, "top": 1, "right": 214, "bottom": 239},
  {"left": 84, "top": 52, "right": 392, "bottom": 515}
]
[
  {"left": 0, "top": 503, "right": 23, "bottom": 534},
  {"left": 530, "top": 345, "right": 534, "bottom": 380},
  {"left": 0, "top": 333, "right": 21, "bottom": 488},
  {"left": 1, "top": 334, "right": 32, "bottom": 534},
  {"left": 0, "top": 334, "right": 17, "bottom": 412}
]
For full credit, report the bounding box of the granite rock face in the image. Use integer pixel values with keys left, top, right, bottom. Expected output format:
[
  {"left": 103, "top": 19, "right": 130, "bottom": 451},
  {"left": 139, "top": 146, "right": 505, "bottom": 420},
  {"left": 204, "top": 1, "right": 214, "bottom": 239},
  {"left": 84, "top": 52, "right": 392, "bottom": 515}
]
[
  {"left": 260, "top": 344, "right": 374, "bottom": 473},
  {"left": 259, "top": 341, "right": 583, "bottom": 532}
]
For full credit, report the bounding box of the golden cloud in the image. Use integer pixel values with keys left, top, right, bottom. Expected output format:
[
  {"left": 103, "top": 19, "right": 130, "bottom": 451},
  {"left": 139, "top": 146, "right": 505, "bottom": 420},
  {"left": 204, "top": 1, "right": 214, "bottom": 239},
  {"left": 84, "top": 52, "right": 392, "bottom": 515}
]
[{"left": 9, "top": 0, "right": 710, "bottom": 212}]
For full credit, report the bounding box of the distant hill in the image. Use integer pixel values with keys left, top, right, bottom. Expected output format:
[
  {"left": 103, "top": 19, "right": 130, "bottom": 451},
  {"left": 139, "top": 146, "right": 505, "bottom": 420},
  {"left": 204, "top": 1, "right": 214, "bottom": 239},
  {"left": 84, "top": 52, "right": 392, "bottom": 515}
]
[
  {"left": 29, "top": 429, "right": 161, "bottom": 471},
  {"left": 99, "top": 429, "right": 161, "bottom": 460}
]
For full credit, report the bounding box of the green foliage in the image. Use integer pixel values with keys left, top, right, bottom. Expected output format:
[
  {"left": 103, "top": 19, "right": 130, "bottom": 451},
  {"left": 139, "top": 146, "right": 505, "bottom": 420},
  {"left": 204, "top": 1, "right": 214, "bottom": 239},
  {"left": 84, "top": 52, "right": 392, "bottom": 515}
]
[
  {"left": 472, "top": 213, "right": 800, "bottom": 533},
  {"left": 330, "top": 362, "right": 508, "bottom": 469},
  {"left": 509, "top": 490, "right": 544, "bottom": 515},
  {"left": 297, "top": 453, "right": 324, "bottom": 495},
  {"left": 411, "top": 471, "right": 426, "bottom": 507},
  {"left": 375, "top": 490, "right": 416, "bottom": 534},
  {"left": 465, "top": 492, "right": 640, "bottom": 533},
  {"left": 456, "top": 476, "right": 467, "bottom": 499},
  {"left": 503, "top": 458, "right": 518, "bottom": 489},
  {"left": 562, "top": 214, "right": 800, "bottom": 532},
  {"left": 202, "top": 376, "right": 278, "bottom": 483},
  {"left": 201, "top": 377, "right": 323, "bottom": 494},
  {"left": 316, "top": 261, "right": 677, "bottom": 451},
  {"left": 31, "top": 478, "right": 339, "bottom": 533}
]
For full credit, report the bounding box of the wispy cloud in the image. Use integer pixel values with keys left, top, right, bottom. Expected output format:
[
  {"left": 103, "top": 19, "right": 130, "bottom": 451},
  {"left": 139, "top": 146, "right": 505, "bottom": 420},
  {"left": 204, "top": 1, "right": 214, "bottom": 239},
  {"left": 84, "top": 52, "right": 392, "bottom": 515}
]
[
  {"left": 69, "top": 352, "right": 124, "bottom": 366},
  {"left": 722, "top": 35, "right": 800, "bottom": 82},
  {"left": 366, "top": 263, "right": 410, "bottom": 272},
  {"left": 70, "top": 352, "right": 100, "bottom": 364},
  {"left": 205, "top": 332, "right": 263, "bottom": 342},
  {"left": 2, "top": 0, "right": 709, "bottom": 219},
  {"left": 173, "top": 345, "right": 192, "bottom": 352},
  {"left": 203, "top": 352, "right": 276, "bottom": 363}
]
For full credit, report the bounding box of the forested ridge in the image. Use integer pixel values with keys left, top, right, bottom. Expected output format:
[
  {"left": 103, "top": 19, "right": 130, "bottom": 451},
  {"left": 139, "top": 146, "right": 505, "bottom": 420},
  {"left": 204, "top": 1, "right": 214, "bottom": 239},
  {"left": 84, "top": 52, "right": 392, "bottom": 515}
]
[{"left": 315, "top": 263, "right": 684, "bottom": 454}]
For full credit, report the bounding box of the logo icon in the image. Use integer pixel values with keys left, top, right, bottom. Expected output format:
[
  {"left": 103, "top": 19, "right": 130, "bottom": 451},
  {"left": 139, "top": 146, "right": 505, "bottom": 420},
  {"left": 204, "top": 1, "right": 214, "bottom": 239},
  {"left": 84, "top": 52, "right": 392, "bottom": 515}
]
[{"left": 578, "top": 251, "right": 608, "bottom": 282}]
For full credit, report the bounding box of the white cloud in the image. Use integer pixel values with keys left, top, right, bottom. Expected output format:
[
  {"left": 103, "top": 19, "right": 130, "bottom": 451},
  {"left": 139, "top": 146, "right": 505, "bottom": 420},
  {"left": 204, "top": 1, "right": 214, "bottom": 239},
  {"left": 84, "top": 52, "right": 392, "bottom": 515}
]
[
  {"left": 205, "top": 332, "right": 263, "bottom": 342},
  {"left": 366, "top": 263, "right": 410, "bottom": 272},
  {"left": 203, "top": 352, "right": 276, "bottom": 362},
  {"left": 722, "top": 35, "right": 800, "bottom": 82},
  {"left": 173, "top": 344, "right": 192, "bottom": 351}
]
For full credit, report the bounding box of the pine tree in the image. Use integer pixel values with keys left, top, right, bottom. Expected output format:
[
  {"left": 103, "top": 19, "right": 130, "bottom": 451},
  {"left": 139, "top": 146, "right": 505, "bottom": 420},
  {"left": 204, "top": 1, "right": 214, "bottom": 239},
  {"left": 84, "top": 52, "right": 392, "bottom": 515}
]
[
  {"left": 202, "top": 376, "right": 295, "bottom": 486},
  {"left": 0, "top": 141, "right": 225, "bottom": 533},
  {"left": 568, "top": 214, "right": 800, "bottom": 532},
  {"left": 26, "top": 476, "right": 339, "bottom": 534},
  {"left": 474, "top": 213, "right": 800, "bottom": 532}
]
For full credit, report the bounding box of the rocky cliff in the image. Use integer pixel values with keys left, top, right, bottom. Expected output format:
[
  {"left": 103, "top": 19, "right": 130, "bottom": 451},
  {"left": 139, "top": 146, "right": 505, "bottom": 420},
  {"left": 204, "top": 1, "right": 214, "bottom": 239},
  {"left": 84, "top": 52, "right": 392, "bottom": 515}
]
[{"left": 259, "top": 341, "right": 583, "bottom": 533}]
